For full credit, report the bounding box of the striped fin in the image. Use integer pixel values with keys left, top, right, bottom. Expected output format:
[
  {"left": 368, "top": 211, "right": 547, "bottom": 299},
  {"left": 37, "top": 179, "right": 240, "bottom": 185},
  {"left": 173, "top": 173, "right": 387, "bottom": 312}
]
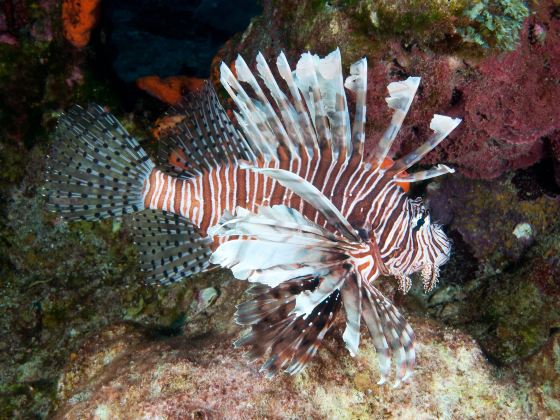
[
  {"left": 361, "top": 281, "right": 415, "bottom": 387},
  {"left": 131, "top": 209, "right": 212, "bottom": 285},
  {"left": 293, "top": 53, "right": 328, "bottom": 147},
  {"left": 391, "top": 115, "right": 462, "bottom": 175},
  {"left": 234, "top": 278, "right": 342, "bottom": 376},
  {"left": 276, "top": 52, "right": 318, "bottom": 156},
  {"left": 44, "top": 105, "right": 155, "bottom": 221},
  {"left": 220, "top": 62, "right": 278, "bottom": 160},
  {"left": 208, "top": 205, "right": 349, "bottom": 287},
  {"left": 293, "top": 52, "right": 336, "bottom": 153},
  {"left": 370, "top": 77, "right": 420, "bottom": 170},
  {"left": 220, "top": 49, "right": 354, "bottom": 162},
  {"left": 255, "top": 52, "right": 304, "bottom": 154},
  {"left": 246, "top": 166, "right": 360, "bottom": 242},
  {"left": 344, "top": 57, "right": 368, "bottom": 158},
  {"left": 302, "top": 48, "right": 352, "bottom": 157},
  {"left": 290, "top": 264, "right": 351, "bottom": 319},
  {"left": 393, "top": 164, "right": 455, "bottom": 183},
  {"left": 235, "top": 55, "right": 297, "bottom": 155},
  {"left": 157, "top": 82, "right": 254, "bottom": 178}
]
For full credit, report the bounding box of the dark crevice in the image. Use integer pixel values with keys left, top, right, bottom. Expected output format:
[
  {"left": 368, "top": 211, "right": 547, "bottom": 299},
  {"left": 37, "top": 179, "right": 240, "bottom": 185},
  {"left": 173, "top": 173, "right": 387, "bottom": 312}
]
[{"left": 512, "top": 158, "right": 560, "bottom": 200}]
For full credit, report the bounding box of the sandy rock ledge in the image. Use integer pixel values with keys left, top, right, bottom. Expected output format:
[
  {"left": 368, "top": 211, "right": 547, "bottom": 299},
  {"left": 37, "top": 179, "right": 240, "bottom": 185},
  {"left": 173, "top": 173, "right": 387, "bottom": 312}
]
[{"left": 54, "top": 315, "right": 548, "bottom": 419}]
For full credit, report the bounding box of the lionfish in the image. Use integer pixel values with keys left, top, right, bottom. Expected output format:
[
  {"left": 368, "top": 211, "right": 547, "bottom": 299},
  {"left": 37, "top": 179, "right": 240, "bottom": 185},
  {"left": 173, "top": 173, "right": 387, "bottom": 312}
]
[{"left": 45, "top": 49, "right": 460, "bottom": 386}]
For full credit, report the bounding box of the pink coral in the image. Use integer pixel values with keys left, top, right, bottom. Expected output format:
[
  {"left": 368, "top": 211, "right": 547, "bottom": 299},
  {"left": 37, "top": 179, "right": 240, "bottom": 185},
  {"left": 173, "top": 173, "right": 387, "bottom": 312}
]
[{"left": 370, "top": 1, "right": 560, "bottom": 179}]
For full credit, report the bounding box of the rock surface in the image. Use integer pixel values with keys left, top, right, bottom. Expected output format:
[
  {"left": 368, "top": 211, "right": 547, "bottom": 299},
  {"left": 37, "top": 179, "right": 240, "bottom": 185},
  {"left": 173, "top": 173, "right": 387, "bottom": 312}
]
[{"left": 54, "top": 311, "right": 551, "bottom": 419}]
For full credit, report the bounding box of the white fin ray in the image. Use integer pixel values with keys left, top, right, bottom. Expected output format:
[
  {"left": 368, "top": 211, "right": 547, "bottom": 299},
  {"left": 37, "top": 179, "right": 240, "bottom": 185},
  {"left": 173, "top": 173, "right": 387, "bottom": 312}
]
[
  {"left": 344, "top": 57, "right": 368, "bottom": 156},
  {"left": 209, "top": 205, "right": 339, "bottom": 243},
  {"left": 209, "top": 205, "right": 350, "bottom": 287},
  {"left": 242, "top": 264, "right": 333, "bottom": 288},
  {"left": 341, "top": 272, "right": 362, "bottom": 356},
  {"left": 235, "top": 55, "right": 297, "bottom": 155},
  {"left": 391, "top": 115, "right": 462, "bottom": 174},
  {"left": 246, "top": 166, "right": 360, "bottom": 242},
  {"left": 276, "top": 52, "right": 318, "bottom": 156},
  {"left": 255, "top": 52, "right": 304, "bottom": 154},
  {"left": 291, "top": 266, "right": 350, "bottom": 318},
  {"left": 211, "top": 240, "right": 341, "bottom": 283},
  {"left": 294, "top": 52, "right": 334, "bottom": 151},
  {"left": 393, "top": 164, "right": 455, "bottom": 182},
  {"left": 220, "top": 62, "right": 278, "bottom": 160},
  {"left": 313, "top": 48, "right": 352, "bottom": 157},
  {"left": 370, "top": 77, "right": 420, "bottom": 170}
]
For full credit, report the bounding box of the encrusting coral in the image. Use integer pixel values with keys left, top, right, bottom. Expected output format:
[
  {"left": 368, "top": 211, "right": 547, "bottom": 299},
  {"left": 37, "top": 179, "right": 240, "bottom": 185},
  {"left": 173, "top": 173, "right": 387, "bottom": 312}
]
[{"left": 457, "top": 0, "right": 530, "bottom": 51}]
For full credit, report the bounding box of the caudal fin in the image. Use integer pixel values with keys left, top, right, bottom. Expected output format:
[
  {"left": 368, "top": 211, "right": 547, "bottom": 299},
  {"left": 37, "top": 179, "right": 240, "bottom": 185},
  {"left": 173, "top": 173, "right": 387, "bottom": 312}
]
[{"left": 44, "top": 105, "right": 155, "bottom": 221}]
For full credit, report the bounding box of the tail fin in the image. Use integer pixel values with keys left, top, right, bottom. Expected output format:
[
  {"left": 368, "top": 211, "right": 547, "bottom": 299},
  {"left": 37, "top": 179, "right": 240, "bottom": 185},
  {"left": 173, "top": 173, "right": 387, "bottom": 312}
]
[{"left": 45, "top": 105, "right": 155, "bottom": 221}]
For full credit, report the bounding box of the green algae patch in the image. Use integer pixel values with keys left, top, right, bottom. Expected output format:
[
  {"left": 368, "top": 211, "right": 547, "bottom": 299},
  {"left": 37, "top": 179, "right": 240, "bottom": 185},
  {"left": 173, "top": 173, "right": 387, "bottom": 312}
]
[{"left": 457, "top": 0, "right": 530, "bottom": 51}]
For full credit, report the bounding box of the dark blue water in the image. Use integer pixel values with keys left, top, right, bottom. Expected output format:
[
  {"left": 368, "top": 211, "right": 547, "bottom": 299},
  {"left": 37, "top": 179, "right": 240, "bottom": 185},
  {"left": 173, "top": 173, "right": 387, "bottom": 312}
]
[{"left": 104, "top": 0, "right": 262, "bottom": 82}]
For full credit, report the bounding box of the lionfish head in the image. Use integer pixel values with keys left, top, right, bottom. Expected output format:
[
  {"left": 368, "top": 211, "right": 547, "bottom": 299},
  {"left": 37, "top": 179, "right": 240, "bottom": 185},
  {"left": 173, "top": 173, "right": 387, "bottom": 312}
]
[{"left": 384, "top": 197, "right": 451, "bottom": 293}]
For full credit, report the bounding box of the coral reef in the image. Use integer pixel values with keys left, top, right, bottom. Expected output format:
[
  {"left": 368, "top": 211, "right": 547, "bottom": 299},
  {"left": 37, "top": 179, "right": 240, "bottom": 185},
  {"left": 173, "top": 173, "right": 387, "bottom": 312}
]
[
  {"left": 54, "top": 311, "right": 553, "bottom": 418},
  {"left": 1, "top": 0, "right": 560, "bottom": 418},
  {"left": 521, "top": 332, "right": 560, "bottom": 415}
]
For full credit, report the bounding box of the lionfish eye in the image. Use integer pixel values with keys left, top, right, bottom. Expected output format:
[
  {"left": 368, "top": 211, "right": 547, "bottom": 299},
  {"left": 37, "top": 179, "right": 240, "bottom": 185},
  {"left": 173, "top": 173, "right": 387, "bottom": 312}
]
[
  {"left": 413, "top": 214, "right": 426, "bottom": 232},
  {"left": 357, "top": 228, "right": 370, "bottom": 241}
]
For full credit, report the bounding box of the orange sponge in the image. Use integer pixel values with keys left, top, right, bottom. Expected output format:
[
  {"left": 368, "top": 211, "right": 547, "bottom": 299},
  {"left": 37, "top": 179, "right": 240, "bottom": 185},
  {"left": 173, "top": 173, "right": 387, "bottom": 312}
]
[
  {"left": 151, "top": 115, "right": 186, "bottom": 139},
  {"left": 62, "top": 0, "right": 101, "bottom": 48},
  {"left": 137, "top": 76, "right": 206, "bottom": 105}
]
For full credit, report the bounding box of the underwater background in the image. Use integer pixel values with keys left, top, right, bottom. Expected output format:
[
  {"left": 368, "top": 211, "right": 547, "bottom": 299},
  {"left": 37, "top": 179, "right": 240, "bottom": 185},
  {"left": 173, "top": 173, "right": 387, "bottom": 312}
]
[{"left": 1, "top": 0, "right": 559, "bottom": 418}]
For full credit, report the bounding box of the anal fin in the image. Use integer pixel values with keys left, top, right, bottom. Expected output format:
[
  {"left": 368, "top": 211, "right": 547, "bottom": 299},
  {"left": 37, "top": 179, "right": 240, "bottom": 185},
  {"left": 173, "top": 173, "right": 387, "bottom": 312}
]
[{"left": 130, "top": 209, "right": 212, "bottom": 285}]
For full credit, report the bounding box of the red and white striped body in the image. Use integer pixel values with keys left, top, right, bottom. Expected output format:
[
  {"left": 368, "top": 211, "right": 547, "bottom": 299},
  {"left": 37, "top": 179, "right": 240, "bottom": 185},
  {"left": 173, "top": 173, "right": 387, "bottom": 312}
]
[{"left": 141, "top": 151, "right": 404, "bottom": 281}]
